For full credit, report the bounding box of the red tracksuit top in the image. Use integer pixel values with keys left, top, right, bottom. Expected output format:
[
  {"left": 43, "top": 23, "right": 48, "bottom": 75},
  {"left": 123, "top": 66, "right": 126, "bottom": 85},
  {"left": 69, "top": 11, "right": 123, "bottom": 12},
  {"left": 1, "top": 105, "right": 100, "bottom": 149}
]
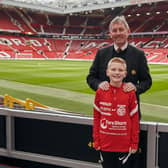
[{"left": 93, "top": 83, "right": 139, "bottom": 152}]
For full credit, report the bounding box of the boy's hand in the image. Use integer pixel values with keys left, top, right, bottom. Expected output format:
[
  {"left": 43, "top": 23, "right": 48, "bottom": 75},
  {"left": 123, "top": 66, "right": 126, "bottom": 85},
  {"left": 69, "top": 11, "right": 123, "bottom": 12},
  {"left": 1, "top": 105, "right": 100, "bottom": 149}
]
[
  {"left": 93, "top": 142, "right": 100, "bottom": 150},
  {"left": 94, "top": 146, "right": 100, "bottom": 150},
  {"left": 129, "top": 147, "right": 137, "bottom": 154}
]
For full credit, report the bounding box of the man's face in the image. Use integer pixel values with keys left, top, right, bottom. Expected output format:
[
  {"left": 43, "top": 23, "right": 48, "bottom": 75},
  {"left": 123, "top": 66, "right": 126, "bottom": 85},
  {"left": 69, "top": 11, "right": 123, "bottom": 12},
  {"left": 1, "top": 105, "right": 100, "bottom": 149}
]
[{"left": 109, "top": 21, "right": 130, "bottom": 47}]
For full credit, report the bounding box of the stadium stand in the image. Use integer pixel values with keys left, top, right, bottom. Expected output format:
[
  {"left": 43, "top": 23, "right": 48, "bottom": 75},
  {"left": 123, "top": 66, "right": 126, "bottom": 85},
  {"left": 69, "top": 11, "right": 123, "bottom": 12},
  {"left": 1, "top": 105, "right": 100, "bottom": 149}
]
[
  {"left": 0, "top": 34, "right": 167, "bottom": 62},
  {"left": 0, "top": 8, "right": 20, "bottom": 32},
  {"left": 0, "top": 1, "right": 167, "bottom": 63},
  {"left": 124, "top": 1, "right": 168, "bottom": 33}
]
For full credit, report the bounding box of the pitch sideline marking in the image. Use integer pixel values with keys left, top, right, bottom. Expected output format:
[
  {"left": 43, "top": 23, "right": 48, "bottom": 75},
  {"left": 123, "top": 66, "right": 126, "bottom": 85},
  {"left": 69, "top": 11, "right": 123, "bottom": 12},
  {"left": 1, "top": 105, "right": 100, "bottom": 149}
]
[
  {"left": 0, "top": 79, "right": 167, "bottom": 110},
  {"left": 141, "top": 102, "right": 168, "bottom": 109},
  {"left": 0, "top": 79, "right": 94, "bottom": 104}
]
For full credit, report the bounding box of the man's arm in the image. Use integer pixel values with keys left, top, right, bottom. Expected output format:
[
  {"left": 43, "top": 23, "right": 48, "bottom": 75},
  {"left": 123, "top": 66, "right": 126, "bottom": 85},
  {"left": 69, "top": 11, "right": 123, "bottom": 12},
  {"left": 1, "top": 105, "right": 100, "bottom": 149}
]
[
  {"left": 86, "top": 47, "right": 112, "bottom": 91},
  {"left": 136, "top": 51, "right": 152, "bottom": 95},
  {"left": 86, "top": 50, "right": 102, "bottom": 91}
]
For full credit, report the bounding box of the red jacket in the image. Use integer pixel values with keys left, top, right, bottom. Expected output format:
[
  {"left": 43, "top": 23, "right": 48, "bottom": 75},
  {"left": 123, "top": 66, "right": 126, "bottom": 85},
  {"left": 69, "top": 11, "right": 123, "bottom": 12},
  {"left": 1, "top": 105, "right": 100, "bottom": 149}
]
[{"left": 93, "top": 83, "right": 139, "bottom": 152}]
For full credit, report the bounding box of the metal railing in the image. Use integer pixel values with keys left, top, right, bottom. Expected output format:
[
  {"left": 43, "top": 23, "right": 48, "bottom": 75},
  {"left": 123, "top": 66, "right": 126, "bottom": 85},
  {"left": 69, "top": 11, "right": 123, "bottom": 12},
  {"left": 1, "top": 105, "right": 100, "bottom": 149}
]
[{"left": 0, "top": 107, "right": 167, "bottom": 168}]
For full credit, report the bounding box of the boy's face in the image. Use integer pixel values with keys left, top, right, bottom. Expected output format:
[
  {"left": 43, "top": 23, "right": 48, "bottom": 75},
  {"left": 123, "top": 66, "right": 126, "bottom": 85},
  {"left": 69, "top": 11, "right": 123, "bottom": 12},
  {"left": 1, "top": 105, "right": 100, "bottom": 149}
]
[{"left": 106, "top": 62, "right": 126, "bottom": 84}]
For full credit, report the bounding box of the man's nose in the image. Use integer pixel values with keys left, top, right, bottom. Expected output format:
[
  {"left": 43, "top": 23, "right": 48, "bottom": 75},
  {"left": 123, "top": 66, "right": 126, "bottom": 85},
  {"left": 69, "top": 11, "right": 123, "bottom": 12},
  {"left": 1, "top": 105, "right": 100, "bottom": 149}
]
[{"left": 116, "top": 30, "right": 121, "bottom": 34}]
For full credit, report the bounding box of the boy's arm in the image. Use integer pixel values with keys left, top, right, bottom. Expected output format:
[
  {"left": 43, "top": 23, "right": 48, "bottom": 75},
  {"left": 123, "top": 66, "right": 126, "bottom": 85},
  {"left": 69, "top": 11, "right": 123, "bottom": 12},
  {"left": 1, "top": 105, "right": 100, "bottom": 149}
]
[
  {"left": 129, "top": 91, "right": 140, "bottom": 151},
  {"left": 93, "top": 91, "right": 101, "bottom": 150}
]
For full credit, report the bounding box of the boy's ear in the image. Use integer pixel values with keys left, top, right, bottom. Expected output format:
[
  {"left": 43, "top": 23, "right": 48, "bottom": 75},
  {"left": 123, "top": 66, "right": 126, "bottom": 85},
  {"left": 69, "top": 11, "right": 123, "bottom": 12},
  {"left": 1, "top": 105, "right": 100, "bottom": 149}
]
[
  {"left": 124, "top": 71, "right": 127, "bottom": 78},
  {"left": 106, "top": 69, "right": 109, "bottom": 77}
]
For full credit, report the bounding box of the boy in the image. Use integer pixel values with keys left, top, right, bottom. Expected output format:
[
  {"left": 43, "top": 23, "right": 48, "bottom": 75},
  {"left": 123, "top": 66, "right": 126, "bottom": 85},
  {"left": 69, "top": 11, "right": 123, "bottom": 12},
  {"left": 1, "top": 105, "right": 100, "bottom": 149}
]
[{"left": 93, "top": 57, "right": 139, "bottom": 168}]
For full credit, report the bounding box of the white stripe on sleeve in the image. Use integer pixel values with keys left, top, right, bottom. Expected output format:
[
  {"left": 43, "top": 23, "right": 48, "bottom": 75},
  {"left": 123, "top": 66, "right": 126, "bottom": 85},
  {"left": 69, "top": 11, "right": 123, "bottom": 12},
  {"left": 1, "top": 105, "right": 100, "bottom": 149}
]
[
  {"left": 93, "top": 103, "right": 111, "bottom": 116},
  {"left": 130, "top": 104, "right": 138, "bottom": 116}
]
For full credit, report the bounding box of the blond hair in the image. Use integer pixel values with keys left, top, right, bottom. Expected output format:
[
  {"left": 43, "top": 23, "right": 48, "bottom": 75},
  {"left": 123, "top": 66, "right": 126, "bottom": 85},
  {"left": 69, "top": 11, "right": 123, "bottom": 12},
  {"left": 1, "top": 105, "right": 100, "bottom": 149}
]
[
  {"left": 109, "top": 15, "right": 130, "bottom": 33},
  {"left": 107, "top": 57, "right": 127, "bottom": 70}
]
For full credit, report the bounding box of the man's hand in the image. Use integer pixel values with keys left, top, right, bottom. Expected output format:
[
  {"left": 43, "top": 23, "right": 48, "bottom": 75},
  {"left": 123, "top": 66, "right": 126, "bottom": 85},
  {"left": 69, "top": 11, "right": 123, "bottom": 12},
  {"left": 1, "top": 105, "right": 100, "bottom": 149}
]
[
  {"left": 98, "top": 81, "right": 109, "bottom": 90},
  {"left": 123, "top": 82, "right": 137, "bottom": 92}
]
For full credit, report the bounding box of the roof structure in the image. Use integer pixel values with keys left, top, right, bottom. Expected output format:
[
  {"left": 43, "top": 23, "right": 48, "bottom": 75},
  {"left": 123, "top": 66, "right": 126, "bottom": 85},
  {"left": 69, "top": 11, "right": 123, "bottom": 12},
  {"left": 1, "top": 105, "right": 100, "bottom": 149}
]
[{"left": 0, "top": 0, "right": 166, "bottom": 14}]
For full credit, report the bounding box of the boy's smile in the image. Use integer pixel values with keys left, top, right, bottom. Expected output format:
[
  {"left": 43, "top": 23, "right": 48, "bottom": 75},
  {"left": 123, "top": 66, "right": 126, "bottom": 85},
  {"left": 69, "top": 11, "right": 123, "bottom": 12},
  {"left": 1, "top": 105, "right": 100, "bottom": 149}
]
[{"left": 106, "top": 62, "right": 126, "bottom": 87}]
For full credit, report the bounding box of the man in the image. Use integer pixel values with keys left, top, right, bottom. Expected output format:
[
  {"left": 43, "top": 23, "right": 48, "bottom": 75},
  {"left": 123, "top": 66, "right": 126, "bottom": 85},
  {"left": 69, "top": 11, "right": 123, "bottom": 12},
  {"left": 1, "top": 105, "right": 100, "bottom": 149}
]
[{"left": 87, "top": 15, "right": 152, "bottom": 118}]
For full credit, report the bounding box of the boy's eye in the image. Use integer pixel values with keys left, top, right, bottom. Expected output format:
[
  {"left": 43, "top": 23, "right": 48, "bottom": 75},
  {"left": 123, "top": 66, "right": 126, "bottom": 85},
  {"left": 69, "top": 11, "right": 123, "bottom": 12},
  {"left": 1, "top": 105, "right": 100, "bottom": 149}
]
[
  {"left": 110, "top": 68, "right": 116, "bottom": 71},
  {"left": 110, "top": 68, "right": 124, "bottom": 72},
  {"left": 119, "top": 69, "right": 124, "bottom": 72}
]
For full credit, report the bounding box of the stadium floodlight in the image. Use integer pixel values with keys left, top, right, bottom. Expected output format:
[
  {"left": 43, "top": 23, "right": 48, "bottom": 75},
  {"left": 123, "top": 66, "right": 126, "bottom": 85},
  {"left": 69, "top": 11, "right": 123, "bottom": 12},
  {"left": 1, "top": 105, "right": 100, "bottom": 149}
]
[
  {"left": 156, "top": 11, "right": 160, "bottom": 14},
  {"left": 146, "top": 12, "right": 151, "bottom": 15}
]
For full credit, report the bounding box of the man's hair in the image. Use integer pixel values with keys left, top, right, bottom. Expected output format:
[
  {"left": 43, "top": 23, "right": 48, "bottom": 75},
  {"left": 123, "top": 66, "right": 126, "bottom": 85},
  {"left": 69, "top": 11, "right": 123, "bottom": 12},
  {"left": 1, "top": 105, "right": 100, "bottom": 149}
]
[
  {"left": 107, "top": 57, "right": 127, "bottom": 70},
  {"left": 109, "top": 15, "right": 130, "bottom": 33}
]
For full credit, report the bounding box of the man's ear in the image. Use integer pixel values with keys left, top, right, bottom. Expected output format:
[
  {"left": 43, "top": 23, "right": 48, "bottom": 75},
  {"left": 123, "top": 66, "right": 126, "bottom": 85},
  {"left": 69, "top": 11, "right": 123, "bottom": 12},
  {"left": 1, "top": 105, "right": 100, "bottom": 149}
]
[
  {"left": 128, "top": 29, "right": 131, "bottom": 34},
  {"left": 127, "top": 29, "right": 131, "bottom": 38},
  {"left": 109, "top": 32, "right": 112, "bottom": 39}
]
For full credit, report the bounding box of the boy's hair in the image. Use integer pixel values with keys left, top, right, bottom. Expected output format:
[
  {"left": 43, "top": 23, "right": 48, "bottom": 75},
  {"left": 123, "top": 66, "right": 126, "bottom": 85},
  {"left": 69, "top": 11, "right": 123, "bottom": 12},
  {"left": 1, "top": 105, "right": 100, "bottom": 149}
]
[
  {"left": 107, "top": 57, "right": 127, "bottom": 70},
  {"left": 109, "top": 15, "right": 130, "bottom": 33}
]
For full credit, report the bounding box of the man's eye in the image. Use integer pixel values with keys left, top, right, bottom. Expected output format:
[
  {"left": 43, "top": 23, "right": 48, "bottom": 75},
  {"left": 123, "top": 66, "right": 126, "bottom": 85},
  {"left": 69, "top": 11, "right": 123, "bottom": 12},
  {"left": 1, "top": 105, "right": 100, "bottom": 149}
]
[
  {"left": 112, "top": 29, "right": 117, "bottom": 33},
  {"left": 119, "top": 28, "right": 124, "bottom": 32}
]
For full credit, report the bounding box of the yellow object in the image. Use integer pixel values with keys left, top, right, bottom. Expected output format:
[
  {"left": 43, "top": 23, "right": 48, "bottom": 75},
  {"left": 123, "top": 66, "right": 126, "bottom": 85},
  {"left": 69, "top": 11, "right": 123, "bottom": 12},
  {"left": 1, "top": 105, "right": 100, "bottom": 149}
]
[
  {"left": 3, "top": 94, "right": 48, "bottom": 110},
  {"left": 88, "top": 141, "right": 94, "bottom": 148},
  {"left": 25, "top": 98, "right": 48, "bottom": 110}
]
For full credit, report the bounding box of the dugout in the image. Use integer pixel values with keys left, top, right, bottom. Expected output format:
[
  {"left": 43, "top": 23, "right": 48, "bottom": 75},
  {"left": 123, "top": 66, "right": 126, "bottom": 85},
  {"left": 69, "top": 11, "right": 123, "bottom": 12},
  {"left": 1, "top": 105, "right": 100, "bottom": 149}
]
[{"left": 0, "top": 107, "right": 167, "bottom": 168}]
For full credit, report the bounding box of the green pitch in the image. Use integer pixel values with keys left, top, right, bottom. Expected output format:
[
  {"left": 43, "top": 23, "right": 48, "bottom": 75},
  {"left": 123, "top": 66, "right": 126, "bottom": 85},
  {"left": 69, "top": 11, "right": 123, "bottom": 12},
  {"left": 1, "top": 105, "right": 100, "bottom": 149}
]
[{"left": 0, "top": 60, "right": 167, "bottom": 123}]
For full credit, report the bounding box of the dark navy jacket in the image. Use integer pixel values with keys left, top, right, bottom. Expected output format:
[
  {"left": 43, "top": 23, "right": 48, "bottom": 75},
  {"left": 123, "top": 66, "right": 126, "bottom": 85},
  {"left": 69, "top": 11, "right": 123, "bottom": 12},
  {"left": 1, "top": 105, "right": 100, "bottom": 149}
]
[{"left": 87, "top": 44, "right": 152, "bottom": 117}]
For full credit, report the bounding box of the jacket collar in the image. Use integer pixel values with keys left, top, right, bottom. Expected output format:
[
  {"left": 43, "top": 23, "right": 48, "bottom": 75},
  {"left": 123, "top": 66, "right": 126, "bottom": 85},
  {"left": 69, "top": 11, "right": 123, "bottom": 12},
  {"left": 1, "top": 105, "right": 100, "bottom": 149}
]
[{"left": 114, "top": 42, "right": 128, "bottom": 52}]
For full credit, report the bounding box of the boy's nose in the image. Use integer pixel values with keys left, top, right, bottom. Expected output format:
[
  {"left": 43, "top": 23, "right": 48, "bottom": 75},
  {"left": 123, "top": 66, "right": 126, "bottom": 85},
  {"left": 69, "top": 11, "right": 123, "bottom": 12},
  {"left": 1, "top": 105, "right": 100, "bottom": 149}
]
[{"left": 115, "top": 70, "right": 120, "bottom": 74}]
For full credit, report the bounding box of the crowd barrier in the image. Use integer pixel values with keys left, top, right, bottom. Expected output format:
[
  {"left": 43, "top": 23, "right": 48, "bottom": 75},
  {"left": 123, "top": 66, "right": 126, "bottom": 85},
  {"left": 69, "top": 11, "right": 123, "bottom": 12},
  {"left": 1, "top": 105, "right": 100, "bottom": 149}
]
[{"left": 0, "top": 107, "right": 167, "bottom": 168}]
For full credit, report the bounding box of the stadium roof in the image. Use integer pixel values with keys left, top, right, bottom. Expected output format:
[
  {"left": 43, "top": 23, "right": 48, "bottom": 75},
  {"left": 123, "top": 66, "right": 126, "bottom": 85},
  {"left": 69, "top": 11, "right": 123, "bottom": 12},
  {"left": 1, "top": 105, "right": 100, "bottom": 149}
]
[{"left": 0, "top": 0, "right": 166, "bottom": 14}]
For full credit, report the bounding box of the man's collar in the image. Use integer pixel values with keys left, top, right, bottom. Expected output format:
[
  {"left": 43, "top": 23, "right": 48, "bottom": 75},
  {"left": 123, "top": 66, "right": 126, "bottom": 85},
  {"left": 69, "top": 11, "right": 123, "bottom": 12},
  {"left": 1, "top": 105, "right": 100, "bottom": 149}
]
[{"left": 114, "top": 42, "right": 128, "bottom": 52}]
